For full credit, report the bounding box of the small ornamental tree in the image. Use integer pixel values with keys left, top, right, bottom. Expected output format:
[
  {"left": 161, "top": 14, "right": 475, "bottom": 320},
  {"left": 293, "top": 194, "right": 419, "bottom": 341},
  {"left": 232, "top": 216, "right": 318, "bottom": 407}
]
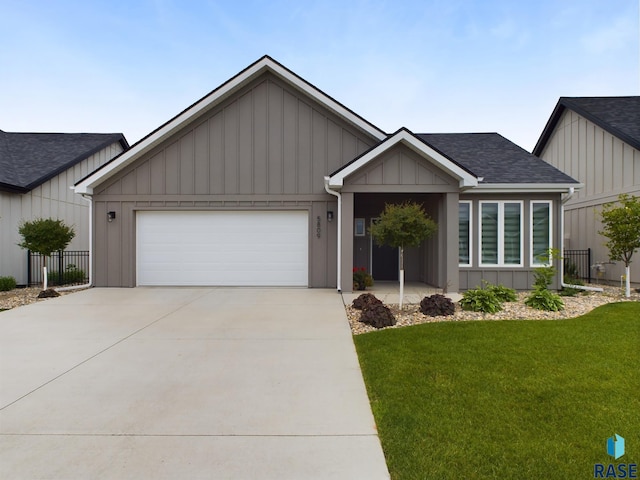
[
  {"left": 369, "top": 202, "right": 437, "bottom": 308},
  {"left": 18, "top": 218, "right": 75, "bottom": 291},
  {"left": 598, "top": 194, "right": 640, "bottom": 298}
]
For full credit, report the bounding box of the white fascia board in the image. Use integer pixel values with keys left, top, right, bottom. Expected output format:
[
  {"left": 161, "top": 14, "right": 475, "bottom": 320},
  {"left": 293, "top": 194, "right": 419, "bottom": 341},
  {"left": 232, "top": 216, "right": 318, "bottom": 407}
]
[
  {"left": 74, "top": 57, "right": 387, "bottom": 195},
  {"left": 468, "top": 183, "right": 584, "bottom": 193},
  {"left": 328, "top": 129, "right": 478, "bottom": 189}
]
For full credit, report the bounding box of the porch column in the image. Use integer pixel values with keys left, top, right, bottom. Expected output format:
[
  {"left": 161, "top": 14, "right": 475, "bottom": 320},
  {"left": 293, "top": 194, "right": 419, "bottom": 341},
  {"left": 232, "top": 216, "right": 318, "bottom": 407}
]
[
  {"left": 444, "top": 192, "right": 459, "bottom": 293},
  {"left": 341, "top": 192, "right": 354, "bottom": 293}
]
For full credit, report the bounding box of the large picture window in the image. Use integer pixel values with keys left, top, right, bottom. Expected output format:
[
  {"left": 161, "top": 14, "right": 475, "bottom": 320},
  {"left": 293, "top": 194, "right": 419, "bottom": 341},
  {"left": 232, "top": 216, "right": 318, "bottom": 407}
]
[
  {"left": 459, "top": 201, "right": 471, "bottom": 266},
  {"left": 480, "top": 201, "right": 522, "bottom": 266},
  {"left": 531, "top": 201, "right": 552, "bottom": 265}
]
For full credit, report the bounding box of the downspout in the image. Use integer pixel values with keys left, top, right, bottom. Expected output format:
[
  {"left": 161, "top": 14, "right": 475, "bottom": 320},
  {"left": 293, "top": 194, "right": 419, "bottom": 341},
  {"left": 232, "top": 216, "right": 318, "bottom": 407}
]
[
  {"left": 324, "top": 176, "right": 341, "bottom": 292},
  {"left": 560, "top": 187, "right": 602, "bottom": 292},
  {"left": 56, "top": 193, "right": 93, "bottom": 291}
]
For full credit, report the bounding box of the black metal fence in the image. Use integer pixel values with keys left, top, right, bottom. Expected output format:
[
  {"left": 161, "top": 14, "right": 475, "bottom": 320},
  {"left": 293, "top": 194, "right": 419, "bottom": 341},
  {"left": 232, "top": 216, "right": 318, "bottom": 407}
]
[
  {"left": 563, "top": 248, "right": 591, "bottom": 284},
  {"left": 27, "top": 251, "right": 89, "bottom": 287}
]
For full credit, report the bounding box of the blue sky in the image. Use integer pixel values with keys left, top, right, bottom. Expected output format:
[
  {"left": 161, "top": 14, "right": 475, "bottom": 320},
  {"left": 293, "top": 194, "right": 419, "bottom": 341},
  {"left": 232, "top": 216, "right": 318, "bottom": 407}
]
[{"left": 1, "top": 0, "right": 638, "bottom": 151}]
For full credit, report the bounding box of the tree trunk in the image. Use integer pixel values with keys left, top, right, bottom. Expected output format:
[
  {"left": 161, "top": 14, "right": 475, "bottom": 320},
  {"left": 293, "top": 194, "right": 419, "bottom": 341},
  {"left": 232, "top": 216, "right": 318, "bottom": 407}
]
[
  {"left": 43, "top": 261, "right": 48, "bottom": 291},
  {"left": 625, "top": 265, "right": 630, "bottom": 298},
  {"left": 399, "top": 246, "right": 404, "bottom": 309}
]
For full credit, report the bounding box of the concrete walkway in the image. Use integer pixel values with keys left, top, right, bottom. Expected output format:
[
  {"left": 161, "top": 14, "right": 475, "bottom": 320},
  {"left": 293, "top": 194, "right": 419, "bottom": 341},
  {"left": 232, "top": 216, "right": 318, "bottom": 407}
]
[{"left": 0, "top": 288, "right": 389, "bottom": 479}]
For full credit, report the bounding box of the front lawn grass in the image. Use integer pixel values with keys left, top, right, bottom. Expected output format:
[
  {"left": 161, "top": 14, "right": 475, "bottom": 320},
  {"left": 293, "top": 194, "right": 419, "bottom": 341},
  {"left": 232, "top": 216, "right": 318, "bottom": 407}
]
[{"left": 354, "top": 302, "right": 640, "bottom": 479}]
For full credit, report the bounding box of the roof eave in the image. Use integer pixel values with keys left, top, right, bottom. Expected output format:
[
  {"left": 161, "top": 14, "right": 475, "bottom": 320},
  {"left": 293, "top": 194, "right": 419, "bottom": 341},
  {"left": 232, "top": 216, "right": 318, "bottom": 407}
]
[
  {"left": 534, "top": 97, "right": 640, "bottom": 155},
  {"left": 328, "top": 129, "right": 478, "bottom": 189},
  {"left": 467, "top": 183, "right": 584, "bottom": 194},
  {"left": 0, "top": 182, "right": 29, "bottom": 194}
]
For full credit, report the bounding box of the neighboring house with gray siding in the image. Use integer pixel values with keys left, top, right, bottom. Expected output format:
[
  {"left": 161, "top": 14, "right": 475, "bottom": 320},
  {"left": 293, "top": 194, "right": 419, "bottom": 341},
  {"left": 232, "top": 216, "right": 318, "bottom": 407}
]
[
  {"left": 533, "top": 97, "right": 640, "bottom": 285},
  {"left": 0, "top": 131, "right": 128, "bottom": 285},
  {"left": 74, "top": 56, "right": 579, "bottom": 292}
]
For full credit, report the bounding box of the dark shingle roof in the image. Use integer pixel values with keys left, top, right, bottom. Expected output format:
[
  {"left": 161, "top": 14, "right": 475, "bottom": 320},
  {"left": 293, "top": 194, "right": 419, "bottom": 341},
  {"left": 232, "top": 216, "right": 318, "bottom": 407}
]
[
  {"left": 533, "top": 96, "right": 640, "bottom": 155},
  {"left": 0, "top": 131, "right": 128, "bottom": 193},
  {"left": 417, "top": 133, "right": 579, "bottom": 184}
]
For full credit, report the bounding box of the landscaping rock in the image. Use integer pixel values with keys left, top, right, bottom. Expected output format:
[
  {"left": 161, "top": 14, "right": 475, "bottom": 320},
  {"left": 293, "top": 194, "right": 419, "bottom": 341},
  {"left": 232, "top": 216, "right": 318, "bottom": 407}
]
[
  {"left": 37, "top": 288, "right": 61, "bottom": 298},
  {"left": 347, "top": 285, "right": 640, "bottom": 335}
]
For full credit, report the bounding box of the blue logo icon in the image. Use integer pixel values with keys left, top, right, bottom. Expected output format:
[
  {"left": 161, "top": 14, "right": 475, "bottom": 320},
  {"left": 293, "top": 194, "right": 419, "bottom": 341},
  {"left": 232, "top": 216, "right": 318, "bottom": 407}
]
[{"left": 608, "top": 434, "right": 625, "bottom": 460}]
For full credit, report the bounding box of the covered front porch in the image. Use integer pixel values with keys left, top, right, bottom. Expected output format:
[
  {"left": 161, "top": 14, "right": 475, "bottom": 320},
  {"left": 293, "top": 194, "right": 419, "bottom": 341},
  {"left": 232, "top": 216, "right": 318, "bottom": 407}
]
[
  {"left": 340, "top": 191, "right": 459, "bottom": 293},
  {"left": 342, "top": 281, "right": 462, "bottom": 305},
  {"left": 325, "top": 129, "right": 478, "bottom": 294},
  {"left": 350, "top": 192, "right": 452, "bottom": 290}
]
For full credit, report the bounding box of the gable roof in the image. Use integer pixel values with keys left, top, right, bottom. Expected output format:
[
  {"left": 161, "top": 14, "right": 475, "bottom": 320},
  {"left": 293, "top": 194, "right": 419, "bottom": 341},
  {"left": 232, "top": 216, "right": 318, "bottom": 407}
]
[
  {"left": 328, "top": 128, "right": 478, "bottom": 189},
  {"left": 74, "top": 55, "right": 387, "bottom": 195},
  {"left": 0, "top": 130, "right": 128, "bottom": 193},
  {"left": 533, "top": 96, "right": 640, "bottom": 155},
  {"left": 419, "top": 133, "right": 579, "bottom": 186}
]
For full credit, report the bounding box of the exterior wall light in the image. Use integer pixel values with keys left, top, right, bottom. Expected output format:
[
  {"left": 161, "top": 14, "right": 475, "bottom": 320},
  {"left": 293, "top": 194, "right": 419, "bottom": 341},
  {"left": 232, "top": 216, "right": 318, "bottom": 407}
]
[
  {"left": 107, "top": 211, "right": 116, "bottom": 222},
  {"left": 327, "top": 211, "right": 334, "bottom": 222}
]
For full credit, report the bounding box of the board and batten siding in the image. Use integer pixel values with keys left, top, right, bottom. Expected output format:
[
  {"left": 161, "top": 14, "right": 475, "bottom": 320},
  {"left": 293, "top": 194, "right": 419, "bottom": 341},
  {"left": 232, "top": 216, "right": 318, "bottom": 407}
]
[
  {"left": 539, "top": 109, "right": 640, "bottom": 284},
  {"left": 0, "top": 142, "right": 125, "bottom": 285},
  {"left": 91, "top": 73, "right": 376, "bottom": 287},
  {"left": 344, "top": 143, "right": 459, "bottom": 191}
]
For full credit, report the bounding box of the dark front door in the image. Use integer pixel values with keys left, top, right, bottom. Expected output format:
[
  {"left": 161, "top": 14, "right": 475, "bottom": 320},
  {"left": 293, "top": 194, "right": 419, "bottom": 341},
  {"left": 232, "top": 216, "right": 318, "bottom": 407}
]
[{"left": 372, "top": 243, "right": 398, "bottom": 280}]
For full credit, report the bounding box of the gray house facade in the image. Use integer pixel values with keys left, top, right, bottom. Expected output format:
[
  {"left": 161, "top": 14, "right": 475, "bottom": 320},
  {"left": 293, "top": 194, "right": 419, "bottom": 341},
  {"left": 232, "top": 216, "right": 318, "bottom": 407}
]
[
  {"left": 74, "top": 56, "right": 580, "bottom": 292},
  {"left": 534, "top": 97, "right": 640, "bottom": 285},
  {"left": 0, "top": 131, "right": 127, "bottom": 285}
]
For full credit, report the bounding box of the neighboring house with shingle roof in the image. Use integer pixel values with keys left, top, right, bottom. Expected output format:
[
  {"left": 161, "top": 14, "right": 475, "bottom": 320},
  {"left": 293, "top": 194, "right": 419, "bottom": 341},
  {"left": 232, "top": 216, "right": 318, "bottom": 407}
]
[
  {"left": 0, "top": 131, "right": 128, "bottom": 285},
  {"left": 74, "top": 56, "right": 580, "bottom": 292},
  {"left": 533, "top": 96, "right": 640, "bottom": 286}
]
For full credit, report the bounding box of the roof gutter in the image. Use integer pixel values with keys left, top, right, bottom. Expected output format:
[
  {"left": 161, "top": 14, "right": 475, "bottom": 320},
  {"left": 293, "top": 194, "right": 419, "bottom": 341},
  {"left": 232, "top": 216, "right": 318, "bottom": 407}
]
[
  {"left": 324, "top": 176, "right": 341, "bottom": 292},
  {"left": 560, "top": 187, "right": 602, "bottom": 292}
]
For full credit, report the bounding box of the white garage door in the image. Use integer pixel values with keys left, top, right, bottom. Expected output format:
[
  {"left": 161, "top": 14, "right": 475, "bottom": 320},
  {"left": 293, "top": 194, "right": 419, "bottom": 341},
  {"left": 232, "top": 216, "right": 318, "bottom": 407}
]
[{"left": 137, "top": 211, "right": 308, "bottom": 286}]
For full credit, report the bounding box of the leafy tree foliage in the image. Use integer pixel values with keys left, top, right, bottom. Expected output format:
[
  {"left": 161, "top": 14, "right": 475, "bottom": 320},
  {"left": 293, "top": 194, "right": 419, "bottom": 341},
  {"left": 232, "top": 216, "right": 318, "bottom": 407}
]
[
  {"left": 18, "top": 218, "right": 75, "bottom": 291},
  {"left": 598, "top": 194, "right": 640, "bottom": 297},
  {"left": 18, "top": 218, "right": 75, "bottom": 256},
  {"left": 369, "top": 202, "right": 438, "bottom": 254},
  {"left": 369, "top": 202, "right": 437, "bottom": 308}
]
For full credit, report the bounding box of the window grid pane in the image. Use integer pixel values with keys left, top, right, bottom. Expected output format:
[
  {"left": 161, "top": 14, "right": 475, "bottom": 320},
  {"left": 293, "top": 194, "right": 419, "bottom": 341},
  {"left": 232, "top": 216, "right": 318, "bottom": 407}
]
[
  {"left": 503, "top": 203, "right": 521, "bottom": 265},
  {"left": 532, "top": 203, "right": 550, "bottom": 263},
  {"left": 481, "top": 203, "right": 498, "bottom": 264},
  {"left": 459, "top": 203, "right": 470, "bottom": 264}
]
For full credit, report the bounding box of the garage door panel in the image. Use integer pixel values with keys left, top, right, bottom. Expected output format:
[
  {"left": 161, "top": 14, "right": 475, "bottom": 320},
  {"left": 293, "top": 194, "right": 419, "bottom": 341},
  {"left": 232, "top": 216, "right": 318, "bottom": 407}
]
[{"left": 137, "top": 211, "right": 308, "bottom": 286}]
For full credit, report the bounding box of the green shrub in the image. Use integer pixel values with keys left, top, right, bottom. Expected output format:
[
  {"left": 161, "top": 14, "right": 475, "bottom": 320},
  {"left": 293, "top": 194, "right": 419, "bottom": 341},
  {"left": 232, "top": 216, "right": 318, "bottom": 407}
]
[
  {"left": 487, "top": 284, "right": 517, "bottom": 302},
  {"left": 460, "top": 287, "right": 502, "bottom": 314},
  {"left": 47, "top": 265, "right": 86, "bottom": 286},
  {"left": 0, "top": 276, "right": 17, "bottom": 292},
  {"left": 563, "top": 259, "right": 583, "bottom": 285},
  {"left": 525, "top": 289, "right": 565, "bottom": 311},
  {"left": 559, "top": 287, "right": 584, "bottom": 297},
  {"left": 420, "top": 294, "right": 455, "bottom": 316}
]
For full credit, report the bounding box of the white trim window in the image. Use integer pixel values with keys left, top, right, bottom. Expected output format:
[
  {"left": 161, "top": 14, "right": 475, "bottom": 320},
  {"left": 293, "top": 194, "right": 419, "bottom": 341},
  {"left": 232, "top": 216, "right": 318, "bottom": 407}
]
[
  {"left": 459, "top": 201, "right": 472, "bottom": 266},
  {"left": 531, "top": 201, "right": 553, "bottom": 266},
  {"left": 480, "top": 201, "right": 523, "bottom": 267}
]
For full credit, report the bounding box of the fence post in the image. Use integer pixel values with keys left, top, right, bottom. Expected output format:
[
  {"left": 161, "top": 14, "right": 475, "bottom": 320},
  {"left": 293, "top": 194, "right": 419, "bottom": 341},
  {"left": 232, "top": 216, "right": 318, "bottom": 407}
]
[
  {"left": 27, "top": 250, "right": 32, "bottom": 286},
  {"left": 58, "top": 250, "right": 64, "bottom": 285},
  {"left": 587, "top": 248, "right": 591, "bottom": 284}
]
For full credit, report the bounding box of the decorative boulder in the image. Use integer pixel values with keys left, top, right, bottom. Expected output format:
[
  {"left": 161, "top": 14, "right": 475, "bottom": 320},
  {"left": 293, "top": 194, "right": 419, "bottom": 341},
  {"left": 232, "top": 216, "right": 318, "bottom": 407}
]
[
  {"left": 419, "top": 294, "right": 455, "bottom": 317},
  {"left": 359, "top": 303, "right": 396, "bottom": 329},
  {"left": 352, "top": 293, "right": 383, "bottom": 310}
]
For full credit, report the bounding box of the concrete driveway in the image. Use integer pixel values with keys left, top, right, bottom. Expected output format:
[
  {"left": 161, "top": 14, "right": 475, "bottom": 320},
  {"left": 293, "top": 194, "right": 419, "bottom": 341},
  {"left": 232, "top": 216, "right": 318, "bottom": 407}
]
[{"left": 0, "top": 288, "right": 389, "bottom": 479}]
